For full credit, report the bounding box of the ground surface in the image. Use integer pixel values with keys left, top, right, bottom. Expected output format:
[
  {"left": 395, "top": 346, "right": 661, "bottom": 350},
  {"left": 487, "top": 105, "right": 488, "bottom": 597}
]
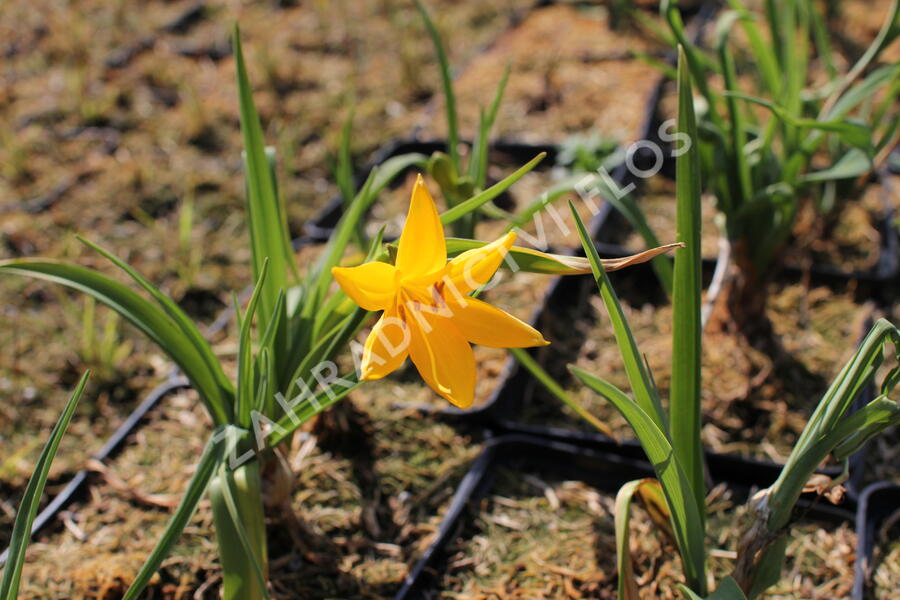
[{"left": 0, "top": 0, "right": 897, "bottom": 598}]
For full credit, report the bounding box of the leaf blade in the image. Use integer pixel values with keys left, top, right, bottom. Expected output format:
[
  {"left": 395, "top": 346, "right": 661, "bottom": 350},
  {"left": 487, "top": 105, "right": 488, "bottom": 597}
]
[{"left": 0, "top": 372, "right": 89, "bottom": 599}]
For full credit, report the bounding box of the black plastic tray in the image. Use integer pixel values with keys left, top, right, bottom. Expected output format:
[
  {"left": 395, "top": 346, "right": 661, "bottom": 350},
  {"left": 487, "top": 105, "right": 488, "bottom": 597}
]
[
  {"left": 395, "top": 433, "right": 856, "bottom": 599},
  {"left": 853, "top": 481, "right": 900, "bottom": 600}
]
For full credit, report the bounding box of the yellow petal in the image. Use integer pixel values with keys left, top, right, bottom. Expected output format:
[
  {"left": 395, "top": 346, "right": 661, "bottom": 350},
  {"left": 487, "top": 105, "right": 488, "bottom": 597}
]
[
  {"left": 396, "top": 174, "right": 447, "bottom": 278},
  {"left": 445, "top": 231, "right": 516, "bottom": 294},
  {"left": 448, "top": 296, "right": 549, "bottom": 348},
  {"left": 332, "top": 262, "right": 399, "bottom": 311},
  {"left": 404, "top": 304, "right": 475, "bottom": 408},
  {"left": 360, "top": 310, "right": 410, "bottom": 380}
]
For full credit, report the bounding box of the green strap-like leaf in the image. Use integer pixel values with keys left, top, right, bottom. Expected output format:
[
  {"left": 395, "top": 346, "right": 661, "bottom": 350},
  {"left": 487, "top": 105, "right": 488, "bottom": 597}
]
[
  {"left": 415, "top": 0, "right": 460, "bottom": 171},
  {"left": 716, "top": 18, "right": 753, "bottom": 212},
  {"left": 213, "top": 461, "right": 270, "bottom": 598},
  {"left": 510, "top": 348, "right": 615, "bottom": 438},
  {"left": 77, "top": 238, "right": 234, "bottom": 409},
  {"left": 469, "top": 63, "right": 510, "bottom": 189},
  {"left": 571, "top": 368, "right": 707, "bottom": 593},
  {"left": 233, "top": 26, "right": 293, "bottom": 333},
  {"left": 0, "top": 260, "right": 231, "bottom": 424},
  {"left": 678, "top": 576, "right": 748, "bottom": 599},
  {"left": 725, "top": 0, "right": 781, "bottom": 98},
  {"left": 799, "top": 148, "right": 873, "bottom": 183},
  {"left": 444, "top": 238, "right": 682, "bottom": 276},
  {"left": 0, "top": 372, "right": 89, "bottom": 599},
  {"left": 615, "top": 478, "right": 669, "bottom": 600},
  {"left": 725, "top": 92, "right": 875, "bottom": 153},
  {"left": 568, "top": 202, "right": 667, "bottom": 431},
  {"left": 269, "top": 374, "right": 362, "bottom": 448},
  {"left": 121, "top": 428, "right": 224, "bottom": 599},
  {"left": 670, "top": 47, "right": 706, "bottom": 528},
  {"left": 440, "top": 153, "right": 546, "bottom": 226},
  {"left": 237, "top": 259, "right": 269, "bottom": 428},
  {"left": 604, "top": 186, "right": 675, "bottom": 296},
  {"left": 336, "top": 110, "right": 368, "bottom": 249}
]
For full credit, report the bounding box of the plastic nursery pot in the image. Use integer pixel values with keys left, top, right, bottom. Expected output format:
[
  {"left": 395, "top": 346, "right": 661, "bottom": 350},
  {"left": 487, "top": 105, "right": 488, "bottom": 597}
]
[
  {"left": 394, "top": 433, "right": 856, "bottom": 599},
  {"left": 852, "top": 481, "right": 900, "bottom": 600},
  {"left": 0, "top": 375, "right": 190, "bottom": 567}
]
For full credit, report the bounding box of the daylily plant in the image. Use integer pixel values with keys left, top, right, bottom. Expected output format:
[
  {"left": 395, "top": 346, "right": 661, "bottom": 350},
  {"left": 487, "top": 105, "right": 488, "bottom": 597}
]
[{"left": 334, "top": 175, "right": 548, "bottom": 408}]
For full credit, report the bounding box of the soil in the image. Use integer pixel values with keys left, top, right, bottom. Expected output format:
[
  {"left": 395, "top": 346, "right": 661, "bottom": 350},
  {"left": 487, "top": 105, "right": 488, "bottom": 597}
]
[
  {"left": 419, "top": 4, "right": 673, "bottom": 145},
  {"left": 437, "top": 466, "right": 856, "bottom": 599},
  {"left": 871, "top": 508, "right": 900, "bottom": 600},
  {"left": 0, "top": 0, "right": 532, "bottom": 595},
  {"left": 829, "top": 0, "right": 900, "bottom": 65},
  {"left": 0, "top": 0, "right": 538, "bottom": 481},
  {"left": 14, "top": 387, "right": 482, "bottom": 599},
  {"left": 1, "top": 0, "right": 892, "bottom": 597},
  {"left": 603, "top": 176, "right": 722, "bottom": 259},
  {"left": 518, "top": 269, "right": 874, "bottom": 462}
]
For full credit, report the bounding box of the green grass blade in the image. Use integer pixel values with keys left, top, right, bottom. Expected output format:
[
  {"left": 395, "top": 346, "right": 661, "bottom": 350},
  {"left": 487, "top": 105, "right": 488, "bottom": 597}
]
[
  {"left": 0, "top": 260, "right": 231, "bottom": 424},
  {"left": 826, "top": 64, "right": 900, "bottom": 121},
  {"left": 257, "top": 289, "right": 288, "bottom": 398},
  {"left": 569, "top": 201, "right": 667, "bottom": 430},
  {"left": 726, "top": 0, "right": 781, "bottom": 97},
  {"left": 469, "top": 63, "right": 510, "bottom": 189},
  {"left": 678, "top": 576, "right": 748, "bottom": 599},
  {"left": 269, "top": 374, "right": 363, "bottom": 447},
  {"left": 797, "top": 319, "right": 898, "bottom": 451},
  {"left": 264, "top": 147, "right": 300, "bottom": 283},
  {"left": 121, "top": 428, "right": 223, "bottom": 599},
  {"left": 727, "top": 92, "right": 875, "bottom": 153},
  {"left": 510, "top": 348, "right": 615, "bottom": 438},
  {"left": 286, "top": 307, "right": 368, "bottom": 403},
  {"left": 820, "top": 0, "right": 900, "bottom": 118},
  {"left": 799, "top": 148, "right": 873, "bottom": 183},
  {"left": 0, "top": 372, "right": 89, "bottom": 599},
  {"left": 233, "top": 26, "right": 292, "bottom": 333},
  {"left": 77, "top": 237, "right": 234, "bottom": 404},
  {"left": 415, "top": 0, "right": 460, "bottom": 171},
  {"left": 237, "top": 259, "right": 269, "bottom": 427},
  {"left": 570, "top": 368, "right": 707, "bottom": 593},
  {"left": 336, "top": 110, "right": 367, "bottom": 248},
  {"left": 809, "top": 1, "right": 837, "bottom": 81},
  {"left": 716, "top": 16, "right": 753, "bottom": 210},
  {"left": 615, "top": 478, "right": 663, "bottom": 600},
  {"left": 669, "top": 47, "right": 706, "bottom": 526},
  {"left": 765, "top": 320, "right": 899, "bottom": 531},
  {"left": 214, "top": 462, "right": 270, "bottom": 598},
  {"left": 440, "top": 153, "right": 546, "bottom": 226},
  {"left": 661, "top": 0, "right": 723, "bottom": 132},
  {"left": 783, "top": 1, "right": 809, "bottom": 151}
]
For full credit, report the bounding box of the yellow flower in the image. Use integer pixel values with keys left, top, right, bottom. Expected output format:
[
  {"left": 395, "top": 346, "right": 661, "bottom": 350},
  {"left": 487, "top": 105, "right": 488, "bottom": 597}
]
[{"left": 332, "top": 174, "right": 548, "bottom": 408}]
